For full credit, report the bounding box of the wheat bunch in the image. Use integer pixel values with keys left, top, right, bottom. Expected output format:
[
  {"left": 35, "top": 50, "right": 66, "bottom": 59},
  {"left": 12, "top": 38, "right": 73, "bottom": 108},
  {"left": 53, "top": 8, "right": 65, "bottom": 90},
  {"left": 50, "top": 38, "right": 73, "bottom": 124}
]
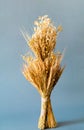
[{"left": 22, "top": 15, "right": 64, "bottom": 129}]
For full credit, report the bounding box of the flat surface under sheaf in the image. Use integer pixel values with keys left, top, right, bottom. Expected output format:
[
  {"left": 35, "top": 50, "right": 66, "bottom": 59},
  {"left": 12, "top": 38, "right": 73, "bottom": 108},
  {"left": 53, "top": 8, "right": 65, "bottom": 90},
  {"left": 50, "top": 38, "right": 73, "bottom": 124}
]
[{"left": 0, "top": 105, "right": 84, "bottom": 130}]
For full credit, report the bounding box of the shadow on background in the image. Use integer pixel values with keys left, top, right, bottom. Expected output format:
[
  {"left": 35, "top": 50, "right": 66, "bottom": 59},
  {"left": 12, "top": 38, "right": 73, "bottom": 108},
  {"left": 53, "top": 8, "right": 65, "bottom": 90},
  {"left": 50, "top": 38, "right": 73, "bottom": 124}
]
[{"left": 57, "top": 118, "right": 84, "bottom": 128}]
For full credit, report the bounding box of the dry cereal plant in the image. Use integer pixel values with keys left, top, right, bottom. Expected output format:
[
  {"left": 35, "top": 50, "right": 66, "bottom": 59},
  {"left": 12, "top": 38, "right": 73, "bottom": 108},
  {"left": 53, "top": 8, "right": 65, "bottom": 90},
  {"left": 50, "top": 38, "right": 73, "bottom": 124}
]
[{"left": 22, "top": 15, "right": 65, "bottom": 129}]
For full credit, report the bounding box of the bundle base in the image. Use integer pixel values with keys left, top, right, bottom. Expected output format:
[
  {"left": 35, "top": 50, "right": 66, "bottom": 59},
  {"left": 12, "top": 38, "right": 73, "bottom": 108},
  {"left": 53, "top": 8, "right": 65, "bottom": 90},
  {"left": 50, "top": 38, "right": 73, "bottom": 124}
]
[{"left": 38, "top": 97, "right": 57, "bottom": 129}]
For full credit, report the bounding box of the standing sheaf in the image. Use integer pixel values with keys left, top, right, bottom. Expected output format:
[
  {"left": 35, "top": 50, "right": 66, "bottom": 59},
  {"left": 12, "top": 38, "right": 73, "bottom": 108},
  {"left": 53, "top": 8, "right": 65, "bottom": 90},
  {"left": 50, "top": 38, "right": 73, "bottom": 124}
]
[{"left": 22, "top": 15, "right": 65, "bottom": 129}]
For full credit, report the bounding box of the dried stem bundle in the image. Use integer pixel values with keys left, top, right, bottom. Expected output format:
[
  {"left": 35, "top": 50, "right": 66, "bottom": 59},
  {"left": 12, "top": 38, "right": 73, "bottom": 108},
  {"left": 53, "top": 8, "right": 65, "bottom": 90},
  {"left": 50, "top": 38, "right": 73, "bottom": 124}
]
[{"left": 22, "top": 15, "right": 64, "bottom": 129}]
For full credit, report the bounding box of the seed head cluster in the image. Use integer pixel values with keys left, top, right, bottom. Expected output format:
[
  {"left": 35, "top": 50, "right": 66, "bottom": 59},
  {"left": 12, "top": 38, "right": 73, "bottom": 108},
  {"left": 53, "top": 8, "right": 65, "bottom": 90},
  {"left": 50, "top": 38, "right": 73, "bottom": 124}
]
[{"left": 22, "top": 15, "right": 64, "bottom": 97}]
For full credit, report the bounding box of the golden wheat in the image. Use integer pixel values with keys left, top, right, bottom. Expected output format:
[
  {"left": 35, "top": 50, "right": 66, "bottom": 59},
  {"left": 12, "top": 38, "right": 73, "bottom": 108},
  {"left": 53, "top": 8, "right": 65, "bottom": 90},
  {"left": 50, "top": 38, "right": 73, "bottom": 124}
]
[{"left": 22, "top": 15, "right": 64, "bottom": 129}]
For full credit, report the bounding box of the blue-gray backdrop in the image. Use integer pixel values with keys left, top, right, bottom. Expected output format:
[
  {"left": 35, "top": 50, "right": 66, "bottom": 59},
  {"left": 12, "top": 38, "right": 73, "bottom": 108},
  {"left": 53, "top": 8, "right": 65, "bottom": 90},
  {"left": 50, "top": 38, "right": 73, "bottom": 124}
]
[{"left": 0, "top": 0, "right": 84, "bottom": 130}]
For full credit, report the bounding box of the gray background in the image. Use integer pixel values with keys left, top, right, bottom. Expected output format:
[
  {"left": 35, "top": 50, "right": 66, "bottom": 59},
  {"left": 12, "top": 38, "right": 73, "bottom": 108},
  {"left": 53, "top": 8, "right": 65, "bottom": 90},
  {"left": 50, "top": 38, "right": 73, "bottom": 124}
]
[{"left": 0, "top": 0, "right": 84, "bottom": 129}]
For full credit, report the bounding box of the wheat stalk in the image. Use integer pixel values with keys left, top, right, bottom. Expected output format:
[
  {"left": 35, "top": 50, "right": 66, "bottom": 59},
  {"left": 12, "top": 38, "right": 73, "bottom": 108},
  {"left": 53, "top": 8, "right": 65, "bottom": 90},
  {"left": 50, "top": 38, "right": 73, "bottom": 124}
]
[{"left": 22, "top": 15, "right": 64, "bottom": 129}]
